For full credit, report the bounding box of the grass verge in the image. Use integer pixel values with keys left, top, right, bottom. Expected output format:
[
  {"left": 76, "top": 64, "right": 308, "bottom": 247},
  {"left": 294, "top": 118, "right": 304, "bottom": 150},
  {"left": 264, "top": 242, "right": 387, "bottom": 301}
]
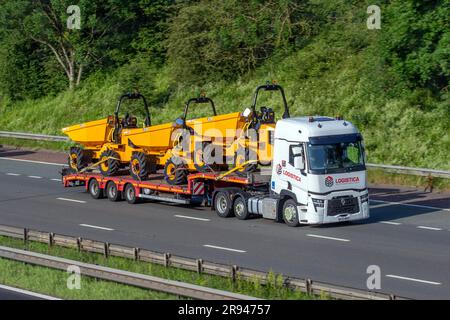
[{"left": 0, "top": 236, "right": 319, "bottom": 300}]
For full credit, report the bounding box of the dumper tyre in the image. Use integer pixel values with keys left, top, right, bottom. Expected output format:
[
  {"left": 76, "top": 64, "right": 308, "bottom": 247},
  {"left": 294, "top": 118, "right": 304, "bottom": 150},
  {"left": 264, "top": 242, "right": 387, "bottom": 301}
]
[
  {"left": 234, "top": 148, "right": 257, "bottom": 177},
  {"left": 68, "top": 147, "right": 91, "bottom": 172},
  {"left": 194, "top": 142, "right": 216, "bottom": 173},
  {"left": 130, "top": 152, "right": 154, "bottom": 181},
  {"left": 164, "top": 158, "right": 187, "bottom": 185},
  {"left": 99, "top": 150, "right": 120, "bottom": 176}
]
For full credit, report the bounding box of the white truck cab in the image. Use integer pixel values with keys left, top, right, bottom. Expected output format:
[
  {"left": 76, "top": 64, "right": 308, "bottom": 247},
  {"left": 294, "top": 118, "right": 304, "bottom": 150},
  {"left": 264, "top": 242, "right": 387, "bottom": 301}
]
[{"left": 268, "top": 116, "right": 369, "bottom": 225}]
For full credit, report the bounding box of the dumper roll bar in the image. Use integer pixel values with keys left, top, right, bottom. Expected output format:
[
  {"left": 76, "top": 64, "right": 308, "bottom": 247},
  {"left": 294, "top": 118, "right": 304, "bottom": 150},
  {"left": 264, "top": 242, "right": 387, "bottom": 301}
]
[
  {"left": 251, "top": 84, "right": 290, "bottom": 119},
  {"left": 114, "top": 92, "right": 151, "bottom": 127},
  {"left": 182, "top": 96, "right": 217, "bottom": 125}
]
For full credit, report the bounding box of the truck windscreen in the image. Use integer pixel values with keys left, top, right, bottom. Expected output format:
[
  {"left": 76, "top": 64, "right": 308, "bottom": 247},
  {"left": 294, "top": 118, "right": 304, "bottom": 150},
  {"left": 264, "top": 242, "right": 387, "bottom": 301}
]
[{"left": 306, "top": 139, "right": 365, "bottom": 174}]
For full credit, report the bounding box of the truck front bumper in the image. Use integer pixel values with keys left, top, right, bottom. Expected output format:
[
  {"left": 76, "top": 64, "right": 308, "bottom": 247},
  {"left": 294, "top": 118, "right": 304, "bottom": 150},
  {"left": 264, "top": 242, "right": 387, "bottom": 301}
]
[{"left": 298, "top": 192, "right": 370, "bottom": 225}]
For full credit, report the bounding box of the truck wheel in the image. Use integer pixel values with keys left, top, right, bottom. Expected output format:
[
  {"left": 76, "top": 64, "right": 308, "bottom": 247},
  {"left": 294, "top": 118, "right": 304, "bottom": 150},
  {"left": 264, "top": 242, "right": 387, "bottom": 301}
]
[
  {"left": 130, "top": 152, "right": 153, "bottom": 181},
  {"left": 214, "top": 191, "right": 233, "bottom": 218},
  {"left": 164, "top": 158, "right": 187, "bottom": 185},
  {"left": 88, "top": 179, "right": 103, "bottom": 199},
  {"left": 99, "top": 150, "right": 120, "bottom": 176},
  {"left": 106, "top": 181, "right": 121, "bottom": 202},
  {"left": 233, "top": 196, "right": 250, "bottom": 220},
  {"left": 124, "top": 183, "right": 139, "bottom": 204},
  {"left": 282, "top": 199, "right": 300, "bottom": 227},
  {"left": 68, "top": 147, "right": 91, "bottom": 172},
  {"left": 234, "top": 148, "right": 257, "bottom": 177}
]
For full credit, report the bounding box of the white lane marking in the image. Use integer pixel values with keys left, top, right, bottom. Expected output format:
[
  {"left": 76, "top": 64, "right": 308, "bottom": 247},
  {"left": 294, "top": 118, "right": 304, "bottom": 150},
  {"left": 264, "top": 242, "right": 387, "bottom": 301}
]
[
  {"left": 417, "top": 226, "right": 442, "bottom": 231},
  {"left": 175, "top": 215, "right": 210, "bottom": 222},
  {"left": 79, "top": 224, "right": 114, "bottom": 231},
  {"left": 371, "top": 199, "right": 450, "bottom": 212},
  {"left": 56, "top": 197, "right": 86, "bottom": 204},
  {"left": 28, "top": 176, "right": 42, "bottom": 179},
  {"left": 203, "top": 245, "right": 246, "bottom": 253},
  {"left": 6, "top": 173, "right": 21, "bottom": 176},
  {"left": 306, "top": 234, "right": 350, "bottom": 242},
  {"left": 0, "top": 284, "right": 61, "bottom": 300},
  {"left": 379, "top": 221, "right": 402, "bottom": 226},
  {"left": 386, "top": 274, "right": 441, "bottom": 285},
  {"left": 0, "top": 157, "right": 64, "bottom": 166},
  {"left": 50, "top": 178, "right": 61, "bottom": 182}
]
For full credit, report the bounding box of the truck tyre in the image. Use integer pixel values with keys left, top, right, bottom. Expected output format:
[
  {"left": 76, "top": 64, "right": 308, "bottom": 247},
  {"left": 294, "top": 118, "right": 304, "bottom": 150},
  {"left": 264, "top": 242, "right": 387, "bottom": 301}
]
[
  {"left": 234, "top": 147, "right": 257, "bottom": 177},
  {"left": 88, "top": 179, "right": 103, "bottom": 199},
  {"left": 214, "top": 191, "right": 233, "bottom": 218},
  {"left": 130, "top": 152, "right": 154, "bottom": 181},
  {"left": 164, "top": 158, "right": 187, "bottom": 185},
  {"left": 282, "top": 199, "right": 300, "bottom": 227},
  {"left": 124, "top": 183, "right": 139, "bottom": 204},
  {"left": 68, "top": 147, "right": 91, "bottom": 172},
  {"left": 99, "top": 150, "right": 120, "bottom": 176},
  {"left": 106, "top": 181, "right": 121, "bottom": 202},
  {"left": 233, "top": 196, "right": 251, "bottom": 220}
]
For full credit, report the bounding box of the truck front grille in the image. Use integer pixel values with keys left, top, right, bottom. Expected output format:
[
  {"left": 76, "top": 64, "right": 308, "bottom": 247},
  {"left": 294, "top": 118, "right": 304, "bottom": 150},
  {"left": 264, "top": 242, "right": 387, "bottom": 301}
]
[{"left": 327, "top": 196, "right": 359, "bottom": 216}]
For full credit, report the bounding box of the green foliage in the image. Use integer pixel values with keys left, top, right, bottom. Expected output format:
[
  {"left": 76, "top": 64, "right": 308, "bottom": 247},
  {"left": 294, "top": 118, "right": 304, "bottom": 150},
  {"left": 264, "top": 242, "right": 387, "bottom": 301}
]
[
  {"left": 378, "top": 0, "right": 449, "bottom": 92},
  {"left": 166, "top": 0, "right": 315, "bottom": 84}
]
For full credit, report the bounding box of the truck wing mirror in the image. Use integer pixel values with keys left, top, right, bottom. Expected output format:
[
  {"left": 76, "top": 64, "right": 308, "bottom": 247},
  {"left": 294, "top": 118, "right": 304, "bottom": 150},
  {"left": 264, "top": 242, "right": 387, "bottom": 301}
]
[{"left": 291, "top": 146, "right": 305, "bottom": 171}]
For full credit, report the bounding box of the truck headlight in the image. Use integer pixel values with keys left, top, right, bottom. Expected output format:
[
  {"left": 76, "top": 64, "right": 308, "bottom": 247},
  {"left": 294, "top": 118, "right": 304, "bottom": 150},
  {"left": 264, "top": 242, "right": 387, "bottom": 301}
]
[
  {"left": 312, "top": 198, "right": 324, "bottom": 211},
  {"left": 361, "top": 193, "right": 369, "bottom": 203}
]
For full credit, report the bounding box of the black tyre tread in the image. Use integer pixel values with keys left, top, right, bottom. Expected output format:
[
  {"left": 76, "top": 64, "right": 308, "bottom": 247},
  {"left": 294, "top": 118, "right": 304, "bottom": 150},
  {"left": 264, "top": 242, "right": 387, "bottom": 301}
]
[
  {"left": 164, "top": 158, "right": 187, "bottom": 185},
  {"left": 130, "top": 152, "right": 154, "bottom": 181},
  {"left": 99, "top": 150, "right": 120, "bottom": 176},
  {"left": 88, "top": 179, "right": 103, "bottom": 199},
  {"left": 69, "top": 147, "right": 91, "bottom": 171},
  {"left": 233, "top": 196, "right": 250, "bottom": 220}
]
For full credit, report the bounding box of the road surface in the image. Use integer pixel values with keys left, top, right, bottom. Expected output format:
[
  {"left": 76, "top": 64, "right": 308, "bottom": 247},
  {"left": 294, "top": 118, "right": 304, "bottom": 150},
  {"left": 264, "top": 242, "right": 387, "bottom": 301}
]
[{"left": 1, "top": 147, "right": 450, "bottom": 299}]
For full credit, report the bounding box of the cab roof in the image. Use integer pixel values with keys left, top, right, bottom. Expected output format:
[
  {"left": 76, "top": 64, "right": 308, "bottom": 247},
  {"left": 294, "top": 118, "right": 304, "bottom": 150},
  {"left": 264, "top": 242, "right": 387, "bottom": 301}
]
[{"left": 274, "top": 116, "right": 360, "bottom": 141}]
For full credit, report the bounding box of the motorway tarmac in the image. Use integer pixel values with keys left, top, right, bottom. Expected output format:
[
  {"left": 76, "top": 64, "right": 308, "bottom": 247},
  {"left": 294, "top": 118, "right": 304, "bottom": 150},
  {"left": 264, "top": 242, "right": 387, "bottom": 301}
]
[{"left": 1, "top": 148, "right": 450, "bottom": 299}]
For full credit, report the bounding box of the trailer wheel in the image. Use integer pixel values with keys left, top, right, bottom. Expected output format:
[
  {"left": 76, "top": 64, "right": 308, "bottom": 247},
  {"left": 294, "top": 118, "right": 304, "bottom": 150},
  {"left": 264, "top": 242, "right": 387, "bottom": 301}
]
[
  {"left": 214, "top": 191, "right": 233, "bottom": 218},
  {"left": 88, "top": 179, "right": 103, "bottom": 199},
  {"left": 282, "top": 199, "right": 300, "bottom": 227},
  {"left": 106, "top": 181, "right": 121, "bottom": 202},
  {"left": 130, "top": 152, "right": 153, "bottom": 181},
  {"left": 164, "top": 158, "right": 187, "bottom": 185},
  {"left": 99, "top": 150, "right": 120, "bottom": 176},
  {"left": 124, "top": 183, "right": 139, "bottom": 204},
  {"left": 233, "top": 196, "right": 250, "bottom": 220}
]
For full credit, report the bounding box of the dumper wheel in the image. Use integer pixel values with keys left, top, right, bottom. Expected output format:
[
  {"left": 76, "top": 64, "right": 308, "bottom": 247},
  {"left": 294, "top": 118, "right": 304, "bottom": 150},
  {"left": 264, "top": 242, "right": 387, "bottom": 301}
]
[
  {"left": 234, "top": 148, "right": 257, "bottom": 177},
  {"left": 99, "top": 150, "right": 120, "bottom": 176},
  {"left": 164, "top": 158, "right": 187, "bottom": 185},
  {"left": 130, "top": 152, "right": 154, "bottom": 181},
  {"left": 194, "top": 142, "right": 215, "bottom": 173},
  {"left": 68, "top": 147, "right": 91, "bottom": 172}
]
